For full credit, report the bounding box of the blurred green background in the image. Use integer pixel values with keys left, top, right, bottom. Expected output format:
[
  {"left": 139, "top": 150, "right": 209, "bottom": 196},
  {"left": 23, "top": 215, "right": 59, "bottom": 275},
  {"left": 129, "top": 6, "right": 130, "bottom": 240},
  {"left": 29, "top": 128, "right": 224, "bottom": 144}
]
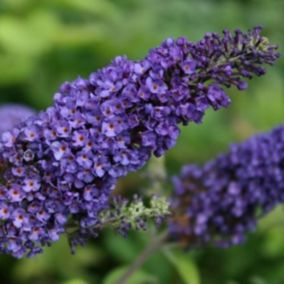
[{"left": 0, "top": 0, "right": 283, "bottom": 283}]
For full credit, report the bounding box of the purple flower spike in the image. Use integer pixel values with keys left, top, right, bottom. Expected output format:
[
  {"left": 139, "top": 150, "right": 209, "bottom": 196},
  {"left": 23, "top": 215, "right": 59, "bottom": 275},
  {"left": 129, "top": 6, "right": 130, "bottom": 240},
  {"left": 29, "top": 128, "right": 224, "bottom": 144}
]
[
  {"left": 0, "top": 27, "right": 279, "bottom": 258},
  {"left": 170, "top": 124, "right": 284, "bottom": 248}
]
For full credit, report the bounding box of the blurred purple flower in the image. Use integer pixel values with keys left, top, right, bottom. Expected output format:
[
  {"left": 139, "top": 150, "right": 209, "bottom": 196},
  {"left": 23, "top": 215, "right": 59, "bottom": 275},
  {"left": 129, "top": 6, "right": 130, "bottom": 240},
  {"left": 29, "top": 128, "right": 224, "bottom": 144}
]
[
  {"left": 0, "top": 104, "right": 35, "bottom": 134},
  {"left": 170, "top": 124, "right": 284, "bottom": 248}
]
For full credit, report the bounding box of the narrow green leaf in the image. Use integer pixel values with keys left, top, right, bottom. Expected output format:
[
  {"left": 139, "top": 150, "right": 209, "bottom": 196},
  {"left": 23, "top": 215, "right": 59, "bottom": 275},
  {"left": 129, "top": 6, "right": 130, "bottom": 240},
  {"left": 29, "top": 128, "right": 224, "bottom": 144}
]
[
  {"left": 103, "top": 266, "right": 157, "bottom": 284},
  {"left": 163, "top": 249, "right": 200, "bottom": 284},
  {"left": 62, "top": 279, "right": 88, "bottom": 284}
]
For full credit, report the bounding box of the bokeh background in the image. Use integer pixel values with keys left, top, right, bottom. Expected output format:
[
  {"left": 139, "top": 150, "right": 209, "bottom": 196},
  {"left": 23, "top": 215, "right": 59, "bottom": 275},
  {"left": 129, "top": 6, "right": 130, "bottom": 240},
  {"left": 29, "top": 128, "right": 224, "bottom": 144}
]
[{"left": 0, "top": 0, "right": 283, "bottom": 283}]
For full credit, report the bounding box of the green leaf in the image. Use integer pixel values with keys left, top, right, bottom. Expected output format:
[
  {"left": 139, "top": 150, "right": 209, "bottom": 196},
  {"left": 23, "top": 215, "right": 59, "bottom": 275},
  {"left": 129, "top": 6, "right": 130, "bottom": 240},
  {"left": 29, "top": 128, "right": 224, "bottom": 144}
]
[
  {"left": 55, "top": 0, "right": 119, "bottom": 19},
  {"left": 249, "top": 276, "right": 268, "bottom": 284},
  {"left": 103, "top": 266, "right": 157, "bottom": 284},
  {"left": 163, "top": 249, "right": 200, "bottom": 284},
  {"left": 62, "top": 279, "right": 88, "bottom": 284},
  {"left": 0, "top": 15, "right": 52, "bottom": 56},
  {"left": 0, "top": 54, "right": 35, "bottom": 85}
]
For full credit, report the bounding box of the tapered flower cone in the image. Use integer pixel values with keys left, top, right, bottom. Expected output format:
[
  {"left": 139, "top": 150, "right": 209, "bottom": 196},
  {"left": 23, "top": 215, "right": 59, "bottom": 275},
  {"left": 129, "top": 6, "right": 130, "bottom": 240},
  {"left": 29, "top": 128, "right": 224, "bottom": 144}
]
[{"left": 0, "top": 27, "right": 279, "bottom": 257}]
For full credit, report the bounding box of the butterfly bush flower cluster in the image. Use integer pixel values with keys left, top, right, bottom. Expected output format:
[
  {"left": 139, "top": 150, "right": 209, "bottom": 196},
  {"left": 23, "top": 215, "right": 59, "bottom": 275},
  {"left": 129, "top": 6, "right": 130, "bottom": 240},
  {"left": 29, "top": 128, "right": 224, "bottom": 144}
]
[
  {"left": 170, "top": 124, "right": 284, "bottom": 248},
  {"left": 0, "top": 104, "right": 35, "bottom": 134},
  {"left": 0, "top": 27, "right": 279, "bottom": 258}
]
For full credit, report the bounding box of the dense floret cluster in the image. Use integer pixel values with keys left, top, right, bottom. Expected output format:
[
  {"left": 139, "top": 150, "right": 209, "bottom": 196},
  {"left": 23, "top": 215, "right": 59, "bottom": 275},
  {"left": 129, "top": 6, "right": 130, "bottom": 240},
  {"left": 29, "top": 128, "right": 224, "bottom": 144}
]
[
  {"left": 170, "top": 125, "right": 284, "bottom": 248},
  {"left": 0, "top": 27, "right": 279, "bottom": 257},
  {"left": 0, "top": 104, "right": 35, "bottom": 134}
]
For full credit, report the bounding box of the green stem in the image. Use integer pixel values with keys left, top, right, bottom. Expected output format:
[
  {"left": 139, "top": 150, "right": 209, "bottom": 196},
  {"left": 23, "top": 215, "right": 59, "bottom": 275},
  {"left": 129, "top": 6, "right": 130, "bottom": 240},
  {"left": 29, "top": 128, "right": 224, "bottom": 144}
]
[{"left": 116, "top": 232, "right": 168, "bottom": 284}]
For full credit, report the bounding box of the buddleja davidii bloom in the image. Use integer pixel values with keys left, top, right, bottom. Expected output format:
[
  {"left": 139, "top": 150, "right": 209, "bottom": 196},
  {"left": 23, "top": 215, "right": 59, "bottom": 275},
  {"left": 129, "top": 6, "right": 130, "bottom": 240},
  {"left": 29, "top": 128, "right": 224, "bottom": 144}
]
[
  {"left": 0, "top": 104, "right": 36, "bottom": 134},
  {"left": 0, "top": 27, "right": 279, "bottom": 258},
  {"left": 170, "top": 125, "right": 284, "bottom": 248}
]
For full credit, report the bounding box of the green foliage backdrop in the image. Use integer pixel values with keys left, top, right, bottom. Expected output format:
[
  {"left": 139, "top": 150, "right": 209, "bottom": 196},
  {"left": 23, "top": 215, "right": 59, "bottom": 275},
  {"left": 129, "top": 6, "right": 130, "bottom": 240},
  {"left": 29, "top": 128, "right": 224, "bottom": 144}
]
[{"left": 0, "top": 0, "right": 283, "bottom": 283}]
